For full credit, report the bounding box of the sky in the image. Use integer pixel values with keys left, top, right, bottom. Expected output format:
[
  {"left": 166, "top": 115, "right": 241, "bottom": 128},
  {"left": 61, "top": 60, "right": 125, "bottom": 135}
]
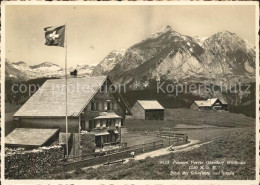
[{"left": 5, "top": 4, "right": 257, "bottom": 68}]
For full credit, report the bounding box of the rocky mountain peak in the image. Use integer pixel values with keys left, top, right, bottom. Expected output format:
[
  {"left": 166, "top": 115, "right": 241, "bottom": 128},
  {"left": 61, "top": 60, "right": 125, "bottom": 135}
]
[
  {"left": 161, "top": 25, "right": 173, "bottom": 32},
  {"left": 12, "top": 61, "right": 27, "bottom": 66},
  {"left": 201, "top": 31, "right": 255, "bottom": 77},
  {"left": 145, "top": 25, "right": 175, "bottom": 41},
  {"left": 30, "top": 62, "right": 61, "bottom": 69},
  {"left": 91, "top": 49, "right": 126, "bottom": 76},
  {"left": 6, "top": 25, "right": 256, "bottom": 87}
]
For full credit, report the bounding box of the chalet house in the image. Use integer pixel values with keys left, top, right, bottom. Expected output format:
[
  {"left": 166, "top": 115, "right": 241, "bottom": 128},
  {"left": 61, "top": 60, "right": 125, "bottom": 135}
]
[
  {"left": 130, "top": 100, "right": 164, "bottom": 120},
  {"left": 9, "top": 76, "right": 131, "bottom": 152},
  {"left": 190, "top": 98, "right": 228, "bottom": 111}
]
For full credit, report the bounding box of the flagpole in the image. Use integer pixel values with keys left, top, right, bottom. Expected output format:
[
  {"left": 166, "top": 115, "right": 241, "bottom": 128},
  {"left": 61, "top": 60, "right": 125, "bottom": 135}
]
[{"left": 65, "top": 24, "right": 69, "bottom": 157}]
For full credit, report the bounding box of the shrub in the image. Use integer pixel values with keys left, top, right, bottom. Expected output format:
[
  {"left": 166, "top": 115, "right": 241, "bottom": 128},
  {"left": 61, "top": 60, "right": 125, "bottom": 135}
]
[{"left": 74, "top": 167, "right": 85, "bottom": 176}]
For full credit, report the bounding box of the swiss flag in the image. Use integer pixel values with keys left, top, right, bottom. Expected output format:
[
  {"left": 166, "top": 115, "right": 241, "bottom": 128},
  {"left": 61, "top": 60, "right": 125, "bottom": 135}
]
[{"left": 44, "top": 25, "right": 65, "bottom": 47}]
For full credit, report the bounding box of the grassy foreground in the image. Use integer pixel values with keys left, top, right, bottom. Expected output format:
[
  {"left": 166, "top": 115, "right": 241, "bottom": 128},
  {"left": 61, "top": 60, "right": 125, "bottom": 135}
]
[
  {"left": 68, "top": 127, "right": 255, "bottom": 180},
  {"left": 125, "top": 108, "right": 255, "bottom": 132}
]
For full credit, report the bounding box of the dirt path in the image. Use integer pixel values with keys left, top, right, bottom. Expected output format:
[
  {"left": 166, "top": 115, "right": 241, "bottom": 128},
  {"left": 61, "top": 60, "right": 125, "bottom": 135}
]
[
  {"left": 124, "top": 139, "right": 204, "bottom": 162},
  {"left": 73, "top": 139, "right": 211, "bottom": 173}
]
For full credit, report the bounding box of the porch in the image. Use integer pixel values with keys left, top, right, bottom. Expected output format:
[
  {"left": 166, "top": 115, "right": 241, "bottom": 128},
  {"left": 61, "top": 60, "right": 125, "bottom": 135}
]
[{"left": 92, "top": 128, "right": 120, "bottom": 148}]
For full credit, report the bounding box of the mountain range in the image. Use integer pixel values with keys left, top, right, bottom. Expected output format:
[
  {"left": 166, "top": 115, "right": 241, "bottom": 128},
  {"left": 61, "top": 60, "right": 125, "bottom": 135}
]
[
  {"left": 6, "top": 25, "right": 255, "bottom": 86},
  {"left": 5, "top": 25, "right": 256, "bottom": 116},
  {"left": 107, "top": 26, "right": 255, "bottom": 87}
]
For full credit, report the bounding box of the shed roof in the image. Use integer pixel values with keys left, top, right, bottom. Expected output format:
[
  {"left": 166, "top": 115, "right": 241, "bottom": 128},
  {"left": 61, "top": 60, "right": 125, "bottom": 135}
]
[
  {"left": 137, "top": 100, "right": 164, "bottom": 110},
  {"left": 14, "top": 76, "right": 107, "bottom": 117},
  {"left": 5, "top": 128, "right": 59, "bottom": 147}
]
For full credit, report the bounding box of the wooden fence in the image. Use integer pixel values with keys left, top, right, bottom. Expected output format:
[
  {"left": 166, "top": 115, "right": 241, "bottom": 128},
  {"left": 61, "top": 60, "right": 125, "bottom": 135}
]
[
  {"left": 61, "top": 132, "right": 188, "bottom": 171},
  {"left": 140, "top": 131, "right": 188, "bottom": 147},
  {"left": 62, "top": 140, "right": 163, "bottom": 171},
  {"left": 131, "top": 126, "right": 205, "bottom": 132}
]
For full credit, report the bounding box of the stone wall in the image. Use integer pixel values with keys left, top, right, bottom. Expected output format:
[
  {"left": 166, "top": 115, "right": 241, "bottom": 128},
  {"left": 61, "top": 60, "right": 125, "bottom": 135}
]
[{"left": 5, "top": 145, "right": 64, "bottom": 179}]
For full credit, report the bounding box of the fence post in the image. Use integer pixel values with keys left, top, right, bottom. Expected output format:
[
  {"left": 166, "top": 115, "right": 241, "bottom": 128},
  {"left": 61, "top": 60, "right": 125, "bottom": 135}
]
[
  {"left": 64, "top": 162, "right": 67, "bottom": 173},
  {"left": 142, "top": 144, "right": 145, "bottom": 152}
]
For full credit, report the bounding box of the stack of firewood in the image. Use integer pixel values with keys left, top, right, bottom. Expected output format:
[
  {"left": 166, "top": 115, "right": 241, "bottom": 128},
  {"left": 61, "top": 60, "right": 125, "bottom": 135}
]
[{"left": 5, "top": 145, "right": 64, "bottom": 179}]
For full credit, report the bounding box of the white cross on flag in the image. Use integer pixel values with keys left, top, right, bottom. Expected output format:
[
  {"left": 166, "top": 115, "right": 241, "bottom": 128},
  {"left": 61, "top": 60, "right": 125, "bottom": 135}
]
[{"left": 44, "top": 25, "right": 65, "bottom": 47}]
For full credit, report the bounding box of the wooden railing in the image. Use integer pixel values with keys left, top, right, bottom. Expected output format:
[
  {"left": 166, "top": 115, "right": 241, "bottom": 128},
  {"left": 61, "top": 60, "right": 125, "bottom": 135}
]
[
  {"left": 62, "top": 140, "right": 163, "bottom": 171},
  {"left": 139, "top": 131, "right": 188, "bottom": 147}
]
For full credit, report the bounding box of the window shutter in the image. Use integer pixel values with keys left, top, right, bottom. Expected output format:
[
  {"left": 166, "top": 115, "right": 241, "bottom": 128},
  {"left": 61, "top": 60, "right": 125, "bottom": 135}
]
[
  {"left": 114, "top": 102, "right": 118, "bottom": 110},
  {"left": 98, "top": 102, "right": 103, "bottom": 111},
  {"left": 95, "top": 102, "right": 99, "bottom": 111},
  {"left": 104, "top": 102, "right": 107, "bottom": 110},
  {"left": 100, "top": 119, "right": 103, "bottom": 128},
  {"left": 87, "top": 103, "right": 91, "bottom": 111},
  {"left": 96, "top": 119, "right": 100, "bottom": 128}
]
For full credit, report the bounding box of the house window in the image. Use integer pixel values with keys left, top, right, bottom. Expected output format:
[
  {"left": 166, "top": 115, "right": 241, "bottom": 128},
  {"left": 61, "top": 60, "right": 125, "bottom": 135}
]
[
  {"left": 101, "top": 84, "right": 106, "bottom": 93},
  {"left": 94, "top": 120, "right": 97, "bottom": 128},
  {"left": 107, "top": 119, "right": 112, "bottom": 127},
  {"left": 91, "top": 102, "right": 95, "bottom": 111},
  {"left": 107, "top": 102, "right": 112, "bottom": 110},
  {"left": 89, "top": 120, "right": 94, "bottom": 130},
  {"left": 91, "top": 102, "right": 99, "bottom": 111},
  {"left": 107, "top": 102, "right": 115, "bottom": 111},
  {"left": 80, "top": 120, "right": 86, "bottom": 130}
]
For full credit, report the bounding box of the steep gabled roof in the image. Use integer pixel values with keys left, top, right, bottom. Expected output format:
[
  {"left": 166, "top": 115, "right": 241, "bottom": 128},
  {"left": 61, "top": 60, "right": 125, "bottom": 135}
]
[
  {"left": 137, "top": 100, "right": 164, "bottom": 110},
  {"left": 14, "top": 76, "right": 108, "bottom": 117},
  {"left": 194, "top": 98, "right": 227, "bottom": 107},
  {"left": 194, "top": 100, "right": 211, "bottom": 107},
  {"left": 208, "top": 98, "right": 218, "bottom": 105},
  {"left": 218, "top": 98, "right": 228, "bottom": 105}
]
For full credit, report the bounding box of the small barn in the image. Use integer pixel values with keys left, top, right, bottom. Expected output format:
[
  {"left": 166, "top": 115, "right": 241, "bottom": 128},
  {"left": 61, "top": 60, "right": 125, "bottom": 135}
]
[
  {"left": 190, "top": 98, "right": 228, "bottom": 111},
  {"left": 130, "top": 100, "right": 164, "bottom": 120}
]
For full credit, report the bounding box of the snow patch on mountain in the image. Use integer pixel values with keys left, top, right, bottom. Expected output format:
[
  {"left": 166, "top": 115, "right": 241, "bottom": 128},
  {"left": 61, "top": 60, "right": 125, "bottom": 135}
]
[
  {"left": 244, "top": 61, "right": 254, "bottom": 74},
  {"left": 91, "top": 49, "right": 126, "bottom": 76},
  {"left": 146, "top": 25, "right": 173, "bottom": 40},
  {"left": 8, "top": 61, "right": 64, "bottom": 80},
  {"left": 70, "top": 63, "right": 95, "bottom": 76},
  {"left": 244, "top": 39, "right": 255, "bottom": 52},
  {"left": 193, "top": 34, "right": 208, "bottom": 46}
]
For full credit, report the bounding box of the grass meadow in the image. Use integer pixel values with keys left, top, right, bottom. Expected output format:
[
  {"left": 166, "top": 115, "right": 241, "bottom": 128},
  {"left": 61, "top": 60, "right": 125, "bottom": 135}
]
[
  {"left": 68, "top": 108, "right": 255, "bottom": 180},
  {"left": 70, "top": 127, "right": 255, "bottom": 180},
  {"left": 5, "top": 105, "right": 256, "bottom": 180}
]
